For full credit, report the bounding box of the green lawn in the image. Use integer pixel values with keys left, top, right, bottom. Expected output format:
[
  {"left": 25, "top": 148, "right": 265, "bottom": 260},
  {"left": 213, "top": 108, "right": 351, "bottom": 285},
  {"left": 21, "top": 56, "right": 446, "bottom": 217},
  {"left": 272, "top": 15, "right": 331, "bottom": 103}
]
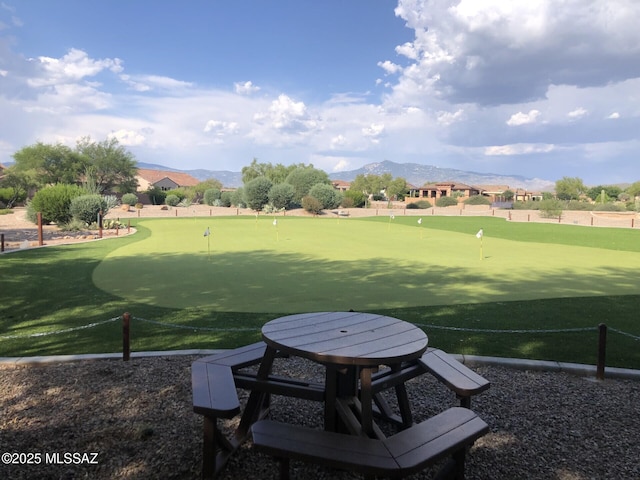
[{"left": 2, "top": 215, "right": 639, "bottom": 368}]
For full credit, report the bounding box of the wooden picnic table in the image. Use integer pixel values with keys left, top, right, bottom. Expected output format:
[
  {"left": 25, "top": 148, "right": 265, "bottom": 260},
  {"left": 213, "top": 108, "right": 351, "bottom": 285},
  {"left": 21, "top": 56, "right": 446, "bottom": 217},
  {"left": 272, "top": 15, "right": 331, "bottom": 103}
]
[
  {"left": 192, "top": 312, "right": 490, "bottom": 478},
  {"left": 259, "top": 311, "right": 429, "bottom": 437}
]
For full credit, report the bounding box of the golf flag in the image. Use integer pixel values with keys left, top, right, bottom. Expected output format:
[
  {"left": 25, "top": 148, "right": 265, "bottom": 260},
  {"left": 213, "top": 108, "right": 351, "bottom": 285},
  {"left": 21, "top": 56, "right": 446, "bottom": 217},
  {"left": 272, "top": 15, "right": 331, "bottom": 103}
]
[
  {"left": 418, "top": 218, "right": 422, "bottom": 225},
  {"left": 273, "top": 219, "right": 278, "bottom": 227},
  {"left": 476, "top": 228, "right": 483, "bottom": 239},
  {"left": 203, "top": 227, "right": 210, "bottom": 237},
  {"left": 476, "top": 228, "right": 483, "bottom": 260}
]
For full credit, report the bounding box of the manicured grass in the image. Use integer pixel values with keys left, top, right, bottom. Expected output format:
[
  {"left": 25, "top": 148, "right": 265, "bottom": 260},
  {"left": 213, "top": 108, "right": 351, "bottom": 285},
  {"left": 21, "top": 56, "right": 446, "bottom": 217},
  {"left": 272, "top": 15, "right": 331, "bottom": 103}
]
[{"left": 1, "top": 215, "right": 639, "bottom": 368}]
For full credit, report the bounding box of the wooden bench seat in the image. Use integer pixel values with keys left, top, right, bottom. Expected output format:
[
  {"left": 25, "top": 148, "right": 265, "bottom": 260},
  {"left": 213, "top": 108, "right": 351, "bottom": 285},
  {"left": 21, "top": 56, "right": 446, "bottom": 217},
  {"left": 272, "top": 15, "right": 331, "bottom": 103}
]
[
  {"left": 418, "top": 348, "right": 490, "bottom": 408},
  {"left": 252, "top": 407, "right": 489, "bottom": 479},
  {"left": 192, "top": 341, "right": 272, "bottom": 479}
]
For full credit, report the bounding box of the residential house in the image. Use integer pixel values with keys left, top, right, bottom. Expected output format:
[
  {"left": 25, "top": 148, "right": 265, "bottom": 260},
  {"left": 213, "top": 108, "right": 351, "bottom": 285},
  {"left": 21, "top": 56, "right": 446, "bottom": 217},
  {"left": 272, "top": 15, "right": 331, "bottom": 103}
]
[
  {"left": 331, "top": 180, "right": 351, "bottom": 192},
  {"left": 407, "top": 181, "right": 484, "bottom": 202},
  {"left": 136, "top": 168, "right": 200, "bottom": 192}
]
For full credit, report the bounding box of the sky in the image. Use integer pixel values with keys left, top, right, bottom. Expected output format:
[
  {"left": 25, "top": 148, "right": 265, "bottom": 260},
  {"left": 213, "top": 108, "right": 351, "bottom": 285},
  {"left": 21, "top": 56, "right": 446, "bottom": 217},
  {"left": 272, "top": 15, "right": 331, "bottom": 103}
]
[{"left": 1, "top": 0, "right": 640, "bottom": 186}]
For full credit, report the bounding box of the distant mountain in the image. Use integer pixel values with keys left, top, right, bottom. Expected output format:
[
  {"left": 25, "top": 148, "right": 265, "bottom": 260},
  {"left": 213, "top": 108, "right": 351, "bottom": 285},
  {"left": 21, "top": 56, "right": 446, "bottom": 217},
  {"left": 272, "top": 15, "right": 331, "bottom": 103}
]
[
  {"left": 328, "top": 160, "right": 554, "bottom": 191},
  {"left": 136, "top": 160, "right": 553, "bottom": 191}
]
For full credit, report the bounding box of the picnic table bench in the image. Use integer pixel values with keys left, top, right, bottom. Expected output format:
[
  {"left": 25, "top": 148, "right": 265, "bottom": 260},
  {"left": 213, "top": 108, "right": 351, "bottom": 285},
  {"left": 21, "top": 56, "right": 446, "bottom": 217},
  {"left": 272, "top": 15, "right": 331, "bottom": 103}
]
[{"left": 252, "top": 406, "right": 489, "bottom": 480}]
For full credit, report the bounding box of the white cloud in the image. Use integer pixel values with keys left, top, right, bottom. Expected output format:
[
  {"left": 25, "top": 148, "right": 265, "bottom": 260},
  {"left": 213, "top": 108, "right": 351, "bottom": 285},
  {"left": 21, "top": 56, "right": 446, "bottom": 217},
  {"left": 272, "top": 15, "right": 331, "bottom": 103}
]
[
  {"left": 27, "top": 48, "right": 122, "bottom": 88},
  {"left": 331, "top": 134, "right": 347, "bottom": 148},
  {"left": 485, "top": 143, "right": 555, "bottom": 156},
  {"left": 253, "top": 94, "right": 317, "bottom": 132},
  {"left": 234, "top": 81, "right": 260, "bottom": 95},
  {"left": 567, "top": 107, "right": 588, "bottom": 119},
  {"left": 108, "top": 129, "right": 146, "bottom": 146},
  {"left": 203, "top": 120, "right": 240, "bottom": 136},
  {"left": 378, "top": 60, "right": 402, "bottom": 75},
  {"left": 437, "top": 109, "right": 464, "bottom": 126},
  {"left": 507, "top": 110, "right": 541, "bottom": 126},
  {"left": 120, "top": 74, "right": 193, "bottom": 92},
  {"left": 607, "top": 112, "right": 621, "bottom": 119},
  {"left": 362, "top": 123, "right": 385, "bottom": 141}
]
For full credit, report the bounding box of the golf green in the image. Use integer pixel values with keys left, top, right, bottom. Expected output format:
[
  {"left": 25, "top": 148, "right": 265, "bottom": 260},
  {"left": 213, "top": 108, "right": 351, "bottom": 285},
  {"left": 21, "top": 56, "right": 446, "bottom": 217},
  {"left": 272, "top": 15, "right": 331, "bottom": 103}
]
[{"left": 92, "top": 216, "right": 640, "bottom": 312}]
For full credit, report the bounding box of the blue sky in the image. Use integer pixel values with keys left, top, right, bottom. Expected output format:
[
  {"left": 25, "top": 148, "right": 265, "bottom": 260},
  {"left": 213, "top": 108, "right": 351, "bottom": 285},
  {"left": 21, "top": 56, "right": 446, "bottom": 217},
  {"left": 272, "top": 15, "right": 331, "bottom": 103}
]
[{"left": 1, "top": 0, "right": 640, "bottom": 187}]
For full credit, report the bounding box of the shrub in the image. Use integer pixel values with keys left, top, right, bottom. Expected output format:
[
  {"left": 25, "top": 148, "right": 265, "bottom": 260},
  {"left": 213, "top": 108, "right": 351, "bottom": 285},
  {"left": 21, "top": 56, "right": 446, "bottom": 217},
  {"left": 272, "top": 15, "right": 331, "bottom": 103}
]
[
  {"left": 244, "top": 177, "right": 273, "bottom": 211},
  {"left": 230, "top": 188, "right": 245, "bottom": 208},
  {"left": 342, "top": 190, "right": 366, "bottom": 208},
  {"left": 435, "top": 196, "right": 458, "bottom": 207},
  {"left": 146, "top": 187, "right": 166, "bottom": 205},
  {"left": 406, "top": 200, "right": 432, "bottom": 209},
  {"left": 165, "top": 194, "right": 180, "bottom": 207},
  {"left": 203, "top": 188, "right": 221, "bottom": 206},
  {"left": 539, "top": 198, "right": 564, "bottom": 218},
  {"left": 70, "top": 194, "right": 107, "bottom": 225},
  {"left": 308, "top": 183, "right": 341, "bottom": 209},
  {"left": 566, "top": 200, "right": 592, "bottom": 211},
  {"left": 220, "top": 191, "right": 233, "bottom": 207},
  {"left": 372, "top": 193, "right": 385, "bottom": 201},
  {"left": 102, "top": 195, "right": 119, "bottom": 212},
  {"left": 121, "top": 193, "right": 138, "bottom": 206},
  {"left": 301, "top": 195, "right": 323, "bottom": 215},
  {"left": 593, "top": 203, "right": 626, "bottom": 212},
  {"left": 268, "top": 183, "right": 295, "bottom": 210},
  {"left": 135, "top": 203, "right": 144, "bottom": 210},
  {"left": 27, "top": 184, "right": 84, "bottom": 225},
  {"left": 58, "top": 218, "right": 91, "bottom": 231},
  {"left": 464, "top": 195, "right": 491, "bottom": 205}
]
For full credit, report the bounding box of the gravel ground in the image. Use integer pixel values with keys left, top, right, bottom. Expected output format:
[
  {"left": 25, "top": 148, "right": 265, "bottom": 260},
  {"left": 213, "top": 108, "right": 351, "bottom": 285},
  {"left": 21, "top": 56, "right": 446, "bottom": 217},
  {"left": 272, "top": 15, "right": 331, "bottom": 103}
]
[{"left": 1, "top": 355, "right": 638, "bottom": 480}]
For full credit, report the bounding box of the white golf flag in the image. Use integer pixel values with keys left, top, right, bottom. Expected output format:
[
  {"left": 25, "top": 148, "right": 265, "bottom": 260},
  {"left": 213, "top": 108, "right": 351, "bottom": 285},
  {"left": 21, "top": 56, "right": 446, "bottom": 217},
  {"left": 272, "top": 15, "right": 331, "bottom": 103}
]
[
  {"left": 476, "top": 228, "right": 483, "bottom": 239},
  {"left": 203, "top": 227, "right": 210, "bottom": 237},
  {"left": 390, "top": 214, "right": 395, "bottom": 220},
  {"left": 273, "top": 219, "right": 278, "bottom": 226},
  {"left": 418, "top": 218, "right": 422, "bottom": 225}
]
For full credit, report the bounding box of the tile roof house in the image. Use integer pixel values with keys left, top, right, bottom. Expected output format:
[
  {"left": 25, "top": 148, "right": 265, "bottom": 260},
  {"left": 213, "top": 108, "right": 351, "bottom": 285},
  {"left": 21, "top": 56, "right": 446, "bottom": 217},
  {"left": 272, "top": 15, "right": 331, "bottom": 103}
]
[{"left": 136, "top": 168, "right": 200, "bottom": 191}]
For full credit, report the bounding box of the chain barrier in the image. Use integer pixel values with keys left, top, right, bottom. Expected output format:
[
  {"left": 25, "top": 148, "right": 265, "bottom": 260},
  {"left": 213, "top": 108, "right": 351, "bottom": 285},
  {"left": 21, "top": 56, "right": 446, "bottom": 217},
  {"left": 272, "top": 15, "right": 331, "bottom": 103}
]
[
  {"left": 413, "top": 323, "right": 598, "bottom": 334},
  {"left": 0, "top": 317, "right": 120, "bottom": 340},
  {"left": 2, "top": 316, "right": 638, "bottom": 340},
  {"left": 608, "top": 327, "right": 640, "bottom": 341},
  {"left": 132, "top": 316, "right": 258, "bottom": 332}
]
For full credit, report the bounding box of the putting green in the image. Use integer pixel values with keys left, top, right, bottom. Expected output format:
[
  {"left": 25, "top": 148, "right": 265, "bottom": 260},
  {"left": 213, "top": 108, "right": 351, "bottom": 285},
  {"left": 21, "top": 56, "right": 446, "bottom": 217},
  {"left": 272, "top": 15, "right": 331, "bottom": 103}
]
[{"left": 92, "top": 216, "right": 640, "bottom": 312}]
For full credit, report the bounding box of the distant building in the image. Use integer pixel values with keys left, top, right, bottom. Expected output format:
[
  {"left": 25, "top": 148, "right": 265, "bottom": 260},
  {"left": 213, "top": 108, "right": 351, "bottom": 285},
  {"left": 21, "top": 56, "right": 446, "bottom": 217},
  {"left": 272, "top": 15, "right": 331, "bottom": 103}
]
[
  {"left": 136, "top": 168, "right": 200, "bottom": 191},
  {"left": 407, "top": 181, "right": 483, "bottom": 202},
  {"left": 331, "top": 180, "right": 351, "bottom": 192}
]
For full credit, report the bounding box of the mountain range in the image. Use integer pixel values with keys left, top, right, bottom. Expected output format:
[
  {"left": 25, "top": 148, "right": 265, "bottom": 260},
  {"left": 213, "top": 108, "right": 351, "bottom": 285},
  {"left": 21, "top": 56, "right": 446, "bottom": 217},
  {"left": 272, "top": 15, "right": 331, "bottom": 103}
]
[{"left": 138, "top": 160, "right": 554, "bottom": 191}]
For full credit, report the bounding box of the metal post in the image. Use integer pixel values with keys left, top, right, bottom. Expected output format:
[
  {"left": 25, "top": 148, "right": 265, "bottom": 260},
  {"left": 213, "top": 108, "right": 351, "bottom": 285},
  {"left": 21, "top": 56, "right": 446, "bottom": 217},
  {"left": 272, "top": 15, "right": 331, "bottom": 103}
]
[
  {"left": 1, "top": 233, "right": 4, "bottom": 252},
  {"left": 98, "top": 210, "right": 103, "bottom": 238},
  {"left": 596, "top": 323, "right": 607, "bottom": 380},
  {"left": 122, "top": 312, "right": 131, "bottom": 361}
]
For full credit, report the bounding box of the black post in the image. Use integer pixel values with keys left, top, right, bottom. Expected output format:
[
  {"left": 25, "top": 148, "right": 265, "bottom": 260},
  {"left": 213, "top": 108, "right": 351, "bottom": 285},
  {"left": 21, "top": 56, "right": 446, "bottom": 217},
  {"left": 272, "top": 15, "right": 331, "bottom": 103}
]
[
  {"left": 123, "top": 312, "right": 131, "bottom": 361},
  {"left": 596, "top": 323, "right": 607, "bottom": 380}
]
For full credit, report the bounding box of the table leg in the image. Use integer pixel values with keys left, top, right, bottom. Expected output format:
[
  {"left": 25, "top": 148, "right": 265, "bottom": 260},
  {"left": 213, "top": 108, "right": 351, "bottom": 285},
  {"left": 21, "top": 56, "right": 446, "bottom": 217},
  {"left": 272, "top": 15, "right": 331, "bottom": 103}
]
[
  {"left": 324, "top": 367, "right": 338, "bottom": 432},
  {"left": 392, "top": 364, "right": 413, "bottom": 429},
  {"left": 237, "top": 346, "right": 277, "bottom": 437},
  {"left": 359, "top": 367, "right": 374, "bottom": 437}
]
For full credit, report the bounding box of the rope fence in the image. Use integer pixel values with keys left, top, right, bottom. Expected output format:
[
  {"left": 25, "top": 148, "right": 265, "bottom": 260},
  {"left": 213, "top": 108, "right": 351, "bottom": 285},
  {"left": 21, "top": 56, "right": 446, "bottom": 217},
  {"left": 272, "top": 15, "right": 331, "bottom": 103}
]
[{"left": 3, "top": 313, "right": 639, "bottom": 379}]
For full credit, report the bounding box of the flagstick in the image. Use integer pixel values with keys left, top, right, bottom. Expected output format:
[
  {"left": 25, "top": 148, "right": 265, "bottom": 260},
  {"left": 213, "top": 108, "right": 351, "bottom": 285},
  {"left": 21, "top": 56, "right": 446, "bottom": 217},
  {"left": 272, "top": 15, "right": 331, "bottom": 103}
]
[
  {"left": 208, "top": 234, "right": 211, "bottom": 261},
  {"left": 480, "top": 236, "right": 483, "bottom": 260}
]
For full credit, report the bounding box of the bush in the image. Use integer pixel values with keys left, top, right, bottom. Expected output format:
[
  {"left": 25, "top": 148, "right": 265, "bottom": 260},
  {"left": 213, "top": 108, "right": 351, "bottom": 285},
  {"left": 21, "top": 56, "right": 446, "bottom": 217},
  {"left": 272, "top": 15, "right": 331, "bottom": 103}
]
[
  {"left": 220, "top": 191, "right": 233, "bottom": 207},
  {"left": 230, "top": 188, "right": 245, "bottom": 208},
  {"left": 27, "top": 184, "right": 84, "bottom": 225},
  {"left": 102, "top": 195, "right": 119, "bottom": 212},
  {"left": 244, "top": 177, "right": 273, "bottom": 211},
  {"left": 435, "top": 196, "right": 458, "bottom": 207},
  {"left": 165, "top": 194, "right": 180, "bottom": 206},
  {"left": 308, "top": 183, "right": 341, "bottom": 209},
  {"left": 268, "top": 183, "right": 295, "bottom": 210},
  {"left": 70, "top": 194, "right": 107, "bottom": 225},
  {"left": 464, "top": 195, "right": 491, "bottom": 205},
  {"left": 512, "top": 200, "right": 540, "bottom": 210},
  {"left": 406, "top": 200, "right": 432, "bottom": 209},
  {"left": 301, "top": 195, "right": 323, "bottom": 215},
  {"left": 203, "top": 188, "right": 221, "bottom": 206},
  {"left": 539, "top": 198, "right": 564, "bottom": 218},
  {"left": 342, "top": 190, "right": 366, "bottom": 208},
  {"left": 121, "top": 193, "right": 138, "bottom": 206},
  {"left": 146, "top": 187, "right": 166, "bottom": 205},
  {"left": 566, "top": 200, "right": 592, "bottom": 211},
  {"left": 593, "top": 203, "right": 626, "bottom": 212}
]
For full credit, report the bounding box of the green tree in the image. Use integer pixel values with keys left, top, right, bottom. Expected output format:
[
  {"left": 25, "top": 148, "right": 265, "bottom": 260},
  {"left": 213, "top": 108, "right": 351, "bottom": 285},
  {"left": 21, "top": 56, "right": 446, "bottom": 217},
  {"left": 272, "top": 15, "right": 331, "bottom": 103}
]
[
  {"left": 12, "top": 142, "right": 86, "bottom": 186},
  {"left": 625, "top": 181, "right": 640, "bottom": 198},
  {"left": 555, "top": 177, "right": 586, "bottom": 201},
  {"left": 203, "top": 188, "right": 222, "bottom": 206},
  {"left": 0, "top": 167, "right": 36, "bottom": 207},
  {"left": 502, "top": 189, "right": 515, "bottom": 201},
  {"left": 242, "top": 158, "right": 305, "bottom": 185},
  {"left": 284, "top": 166, "right": 330, "bottom": 203},
  {"left": 75, "top": 137, "right": 138, "bottom": 192},
  {"left": 387, "top": 177, "right": 407, "bottom": 201},
  {"left": 539, "top": 198, "right": 564, "bottom": 218},
  {"left": 244, "top": 177, "right": 273, "bottom": 210},
  {"left": 268, "top": 183, "right": 295, "bottom": 210},
  {"left": 301, "top": 195, "right": 322, "bottom": 215},
  {"left": 308, "top": 183, "right": 341, "bottom": 209}
]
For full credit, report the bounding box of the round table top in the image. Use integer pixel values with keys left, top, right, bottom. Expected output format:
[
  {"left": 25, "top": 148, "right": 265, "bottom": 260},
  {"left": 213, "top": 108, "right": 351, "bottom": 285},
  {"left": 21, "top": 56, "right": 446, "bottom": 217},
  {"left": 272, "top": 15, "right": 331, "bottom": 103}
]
[{"left": 262, "top": 311, "right": 428, "bottom": 367}]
